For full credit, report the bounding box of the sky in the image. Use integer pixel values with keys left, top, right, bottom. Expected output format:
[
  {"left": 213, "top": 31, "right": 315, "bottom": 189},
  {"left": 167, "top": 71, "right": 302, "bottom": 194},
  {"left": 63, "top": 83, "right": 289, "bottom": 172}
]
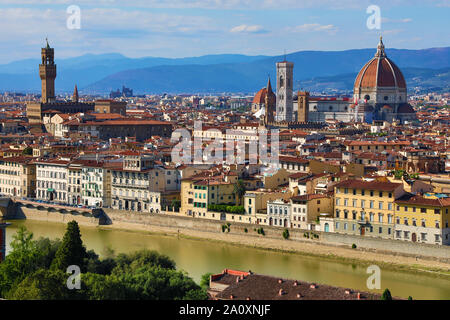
[{"left": 0, "top": 0, "right": 448, "bottom": 63}]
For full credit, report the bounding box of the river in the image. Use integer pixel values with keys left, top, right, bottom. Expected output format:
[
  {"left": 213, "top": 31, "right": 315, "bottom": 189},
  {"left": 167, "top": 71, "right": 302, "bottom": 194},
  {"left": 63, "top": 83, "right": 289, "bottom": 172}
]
[{"left": 4, "top": 219, "right": 450, "bottom": 300}]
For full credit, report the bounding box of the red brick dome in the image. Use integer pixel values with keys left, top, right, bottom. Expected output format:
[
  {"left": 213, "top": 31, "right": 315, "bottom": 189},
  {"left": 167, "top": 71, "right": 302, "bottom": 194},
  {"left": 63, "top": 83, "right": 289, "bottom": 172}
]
[
  {"left": 253, "top": 86, "right": 276, "bottom": 105},
  {"left": 397, "top": 103, "right": 415, "bottom": 113},
  {"left": 253, "top": 88, "right": 268, "bottom": 104},
  {"left": 354, "top": 37, "right": 406, "bottom": 90}
]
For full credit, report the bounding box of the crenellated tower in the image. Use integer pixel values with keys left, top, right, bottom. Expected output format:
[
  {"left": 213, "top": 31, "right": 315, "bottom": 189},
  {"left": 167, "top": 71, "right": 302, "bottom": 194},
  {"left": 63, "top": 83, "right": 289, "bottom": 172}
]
[{"left": 39, "top": 38, "right": 57, "bottom": 103}]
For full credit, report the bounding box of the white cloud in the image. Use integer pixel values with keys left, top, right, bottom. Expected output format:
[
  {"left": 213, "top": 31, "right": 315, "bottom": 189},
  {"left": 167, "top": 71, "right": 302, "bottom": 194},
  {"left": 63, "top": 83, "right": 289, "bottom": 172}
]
[
  {"left": 286, "top": 23, "right": 338, "bottom": 34},
  {"left": 382, "top": 17, "right": 413, "bottom": 23},
  {"left": 230, "top": 24, "right": 267, "bottom": 34}
]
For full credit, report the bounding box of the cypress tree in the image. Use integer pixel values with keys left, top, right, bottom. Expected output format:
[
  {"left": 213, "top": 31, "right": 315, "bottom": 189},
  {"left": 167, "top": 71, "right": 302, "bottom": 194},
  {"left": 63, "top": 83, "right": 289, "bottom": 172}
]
[
  {"left": 381, "top": 288, "right": 393, "bottom": 300},
  {"left": 51, "top": 221, "right": 87, "bottom": 272}
]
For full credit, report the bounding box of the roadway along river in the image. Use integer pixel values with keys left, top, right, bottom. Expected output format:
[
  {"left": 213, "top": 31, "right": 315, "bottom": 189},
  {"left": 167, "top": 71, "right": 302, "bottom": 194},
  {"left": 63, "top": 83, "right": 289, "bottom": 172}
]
[{"left": 5, "top": 219, "right": 450, "bottom": 300}]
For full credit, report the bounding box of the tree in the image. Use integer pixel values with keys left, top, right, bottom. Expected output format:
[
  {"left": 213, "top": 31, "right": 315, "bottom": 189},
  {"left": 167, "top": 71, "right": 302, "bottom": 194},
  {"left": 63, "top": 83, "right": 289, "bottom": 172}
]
[
  {"left": 51, "top": 221, "right": 88, "bottom": 272},
  {"left": 233, "top": 179, "right": 246, "bottom": 206},
  {"left": 7, "top": 268, "right": 72, "bottom": 300},
  {"left": 171, "top": 199, "right": 181, "bottom": 211},
  {"left": 22, "top": 146, "right": 33, "bottom": 155},
  {"left": 112, "top": 249, "right": 176, "bottom": 275},
  {"left": 200, "top": 272, "right": 212, "bottom": 290},
  {"left": 0, "top": 227, "right": 45, "bottom": 297},
  {"left": 79, "top": 273, "right": 126, "bottom": 300},
  {"left": 115, "top": 265, "right": 206, "bottom": 300},
  {"left": 381, "top": 288, "right": 393, "bottom": 300}
]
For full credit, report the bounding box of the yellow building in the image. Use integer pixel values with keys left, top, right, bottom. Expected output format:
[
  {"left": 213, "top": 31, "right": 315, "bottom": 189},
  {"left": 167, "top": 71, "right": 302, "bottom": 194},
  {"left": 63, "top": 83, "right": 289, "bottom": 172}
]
[
  {"left": 334, "top": 179, "right": 405, "bottom": 239},
  {"left": 0, "top": 156, "right": 36, "bottom": 198},
  {"left": 394, "top": 193, "right": 450, "bottom": 245},
  {"left": 180, "top": 175, "right": 237, "bottom": 219}
]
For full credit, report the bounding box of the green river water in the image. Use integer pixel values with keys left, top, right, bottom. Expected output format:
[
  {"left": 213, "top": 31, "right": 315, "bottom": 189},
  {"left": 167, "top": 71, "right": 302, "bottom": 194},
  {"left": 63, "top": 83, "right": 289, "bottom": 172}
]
[{"left": 4, "top": 219, "right": 450, "bottom": 300}]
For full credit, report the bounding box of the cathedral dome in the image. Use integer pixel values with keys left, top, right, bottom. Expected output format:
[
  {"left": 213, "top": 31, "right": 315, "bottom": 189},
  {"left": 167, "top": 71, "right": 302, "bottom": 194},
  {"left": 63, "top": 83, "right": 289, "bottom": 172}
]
[
  {"left": 253, "top": 88, "right": 268, "bottom": 104},
  {"left": 354, "top": 37, "right": 406, "bottom": 90},
  {"left": 253, "top": 84, "right": 276, "bottom": 105},
  {"left": 397, "top": 103, "right": 415, "bottom": 113}
]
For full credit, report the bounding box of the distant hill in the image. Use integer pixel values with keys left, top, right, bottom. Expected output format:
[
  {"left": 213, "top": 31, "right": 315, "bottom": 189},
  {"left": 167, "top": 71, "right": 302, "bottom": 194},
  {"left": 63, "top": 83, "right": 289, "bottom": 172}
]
[
  {"left": 0, "top": 47, "right": 448, "bottom": 94},
  {"left": 298, "top": 67, "right": 450, "bottom": 94}
]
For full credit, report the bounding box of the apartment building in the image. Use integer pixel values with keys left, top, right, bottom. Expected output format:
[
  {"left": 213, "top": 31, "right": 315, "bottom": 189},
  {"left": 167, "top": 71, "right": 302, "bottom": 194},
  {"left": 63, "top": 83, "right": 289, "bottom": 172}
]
[
  {"left": 290, "top": 194, "right": 334, "bottom": 230},
  {"left": 0, "top": 156, "right": 36, "bottom": 198},
  {"left": 35, "top": 159, "right": 70, "bottom": 203},
  {"left": 180, "top": 173, "right": 238, "bottom": 219},
  {"left": 80, "top": 161, "right": 111, "bottom": 207},
  {"left": 394, "top": 193, "right": 450, "bottom": 245},
  {"left": 334, "top": 179, "right": 406, "bottom": 239},
  {"left": 67, "top": 162, "right": 82, "bottom": 205},
  {"left": 111, "top": 154, "right": 160, "bottom": 212}
]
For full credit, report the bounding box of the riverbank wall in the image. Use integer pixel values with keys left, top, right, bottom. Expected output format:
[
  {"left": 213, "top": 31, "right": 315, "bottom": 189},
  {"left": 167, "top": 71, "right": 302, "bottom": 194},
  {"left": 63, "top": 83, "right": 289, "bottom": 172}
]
[
  {"left": 101, "top": 209, "right": 450, "bottom": 263},
  {"left": 5, "top": 200, "right": 450, "bottom": 263}
]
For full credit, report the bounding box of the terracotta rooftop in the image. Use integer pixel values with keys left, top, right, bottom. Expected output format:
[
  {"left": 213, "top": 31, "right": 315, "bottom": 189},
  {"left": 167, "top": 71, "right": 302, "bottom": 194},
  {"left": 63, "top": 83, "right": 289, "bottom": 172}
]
[{"left": 210, "top": 269, "right": 391, "bottom": 300}]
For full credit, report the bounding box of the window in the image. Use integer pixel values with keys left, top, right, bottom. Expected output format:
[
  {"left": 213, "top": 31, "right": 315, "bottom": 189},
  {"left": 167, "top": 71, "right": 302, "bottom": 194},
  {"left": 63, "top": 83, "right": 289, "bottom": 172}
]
[
  {"left": 379, "top": 227, "right": 383, "bottom": 234},
  {"left": 344, "top": 199, "right": 348, "bottom": 206},
  {"left": 335, "top": 210, "right": 340, "bottom": 218},
  {"left": 378, "top": 214, "right": 383, "bottom": 223},
  {"left": 336, "top": 222, "right": 340, "bottom": 229},
  {"left": 361, "top": 200, "right": 365, "bottom": 208},
  {"left": 361, "top": 190, "right": 365, "bottom": 196},
  {"left": 404, "top": 206, "right": 408, "bottom": 212},
  {"left": 353, "top": 189, "right": 356, "bottom": 195},
  {"left": 404, "top": 218, "right": 408, "bottom": 226},
  {"left": 421, "top": 208, "right": 426, "bottom": 213},
  {"left": 379, "top": 202, "right": 383, "bottom": 210},
  {"left": 396, "top": 231, "right": 401, "bottom": 238},
  {"left": 352, "top": 199, "right": 357, "bottom": 207},
  {"left": 370, "top": 191, "right": 374, "bottom": 197},
  {"left": 344, "top": 223, "right": 348, "bottom": 230},
  {"left": 336, "top": 198, "right": 340, "bottom": 206},
  {"left": 370, "top": 201, "right": 374, "bottom": 209},
  {"left": 388, "top": 203, "right": 392, "bottom": 211},
  {"left": 435, "top": 209, "right": 441, "bottom": 214},
  {"left": 370, "top": 213, "right": 374, "bottom": 222},
  {"left": 379, "top": 192, "right": 383, "bottom": 197}
]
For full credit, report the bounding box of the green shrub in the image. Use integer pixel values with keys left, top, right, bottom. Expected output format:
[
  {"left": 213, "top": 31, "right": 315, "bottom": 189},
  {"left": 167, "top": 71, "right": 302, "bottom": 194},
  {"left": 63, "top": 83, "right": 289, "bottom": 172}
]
[
  {"left": 352, "top": 243, "right": 357, "bottom": 249},
  {"left": 244, "top": 228, "right": 248, "bottom": 233},
  {"left": 282, "top": 229, "right": 289, "bottom": 240},
  {"left": 221, "top": 225, "right": 227, "bottom": 233}
]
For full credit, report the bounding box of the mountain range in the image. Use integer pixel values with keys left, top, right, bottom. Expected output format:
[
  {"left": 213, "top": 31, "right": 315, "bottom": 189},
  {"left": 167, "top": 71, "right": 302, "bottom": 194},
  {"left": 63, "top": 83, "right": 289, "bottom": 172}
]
[{"left": 0, "top": 47, "right": 448, "bottom": 94}]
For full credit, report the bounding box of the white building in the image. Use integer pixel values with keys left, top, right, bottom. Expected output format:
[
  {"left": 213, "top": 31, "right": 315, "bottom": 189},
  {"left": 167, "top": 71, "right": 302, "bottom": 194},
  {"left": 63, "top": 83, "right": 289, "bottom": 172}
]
[{"left": 35, "top": 159, "right": 70, "bottom": 203}]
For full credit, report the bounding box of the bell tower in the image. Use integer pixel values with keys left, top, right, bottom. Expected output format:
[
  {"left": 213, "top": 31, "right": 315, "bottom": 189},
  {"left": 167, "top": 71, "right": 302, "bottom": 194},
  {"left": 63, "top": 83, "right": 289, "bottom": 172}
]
[
  {"left": 275, "top": 60, "right": 294, "bottom": 122},
  {"left": 39, "top": 38, "right": 57, "bottom": 103}
]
